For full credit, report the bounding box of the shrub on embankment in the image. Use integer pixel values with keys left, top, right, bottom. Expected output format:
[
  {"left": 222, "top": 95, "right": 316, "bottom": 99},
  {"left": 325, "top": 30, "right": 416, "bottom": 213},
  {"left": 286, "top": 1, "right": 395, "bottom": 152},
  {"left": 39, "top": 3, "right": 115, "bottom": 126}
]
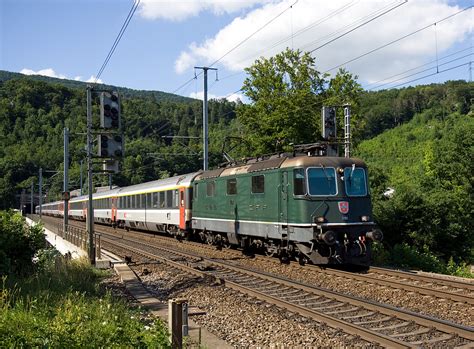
[
  {"left": 0, "top": 210, "right": 45, "bottom": 276},
  {"left": 0, "top": 211, "right": 170, "bottom": 347}
]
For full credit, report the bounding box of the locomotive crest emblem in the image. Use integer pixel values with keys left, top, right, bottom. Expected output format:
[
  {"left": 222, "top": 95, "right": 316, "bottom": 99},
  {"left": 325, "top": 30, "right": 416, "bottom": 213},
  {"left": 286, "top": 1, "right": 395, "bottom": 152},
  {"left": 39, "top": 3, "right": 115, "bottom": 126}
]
[{"left": 338, "top": 201, "right": 349, "bottom": 214}]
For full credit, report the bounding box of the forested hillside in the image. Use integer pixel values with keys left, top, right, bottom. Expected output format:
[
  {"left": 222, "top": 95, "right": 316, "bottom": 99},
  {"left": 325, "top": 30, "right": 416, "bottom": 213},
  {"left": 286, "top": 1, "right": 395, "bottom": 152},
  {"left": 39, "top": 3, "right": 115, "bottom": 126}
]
[
  {"left": 0, "top": 69, "right": 472, "bottom": 268},
  {"left": 0, "top": 77, "right": 239, "bottom": 208},
  {"left": 0, "top": 70, "right": 194, "bottom": 103},
  {"left": 356, "top": 99, "right": 473, "bottom": 265}
]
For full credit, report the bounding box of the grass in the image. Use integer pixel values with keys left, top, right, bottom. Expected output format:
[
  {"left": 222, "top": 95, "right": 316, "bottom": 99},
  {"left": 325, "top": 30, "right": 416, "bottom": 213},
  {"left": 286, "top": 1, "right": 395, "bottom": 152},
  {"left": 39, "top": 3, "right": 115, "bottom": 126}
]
[
  {"left": 0, "top": 254, "right": 170, "bottom": 348},
  {"left": 372, "top": 242, "right": 473, "bottom": 278}
]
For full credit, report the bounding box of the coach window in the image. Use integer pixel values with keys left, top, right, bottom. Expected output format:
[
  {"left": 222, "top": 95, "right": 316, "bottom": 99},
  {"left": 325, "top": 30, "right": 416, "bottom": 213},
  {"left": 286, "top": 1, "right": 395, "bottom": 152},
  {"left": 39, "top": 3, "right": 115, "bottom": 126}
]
[
  {"left": 251, "top": 175, "right": 265, "bottom": 194},
  {"left": 166, "top": 190, "right": 173, "bottom": 208},
  {"left": 293, "top": 169, "right": 306, "bottom": 195},
  {"left": 206, "top": 181, "right": 215, "bottom": 197},
  {"left": 146, "top": 193, "right": 151, "bottom": 208},
  {"left": 174, "top": 190, "right": 179, "bottom": 208},
  {"left": 227, "top": 178, "right": 237, "bottom": 195},
  {"left": 159, "top": 192, "right": 165, "bottom": 208}
]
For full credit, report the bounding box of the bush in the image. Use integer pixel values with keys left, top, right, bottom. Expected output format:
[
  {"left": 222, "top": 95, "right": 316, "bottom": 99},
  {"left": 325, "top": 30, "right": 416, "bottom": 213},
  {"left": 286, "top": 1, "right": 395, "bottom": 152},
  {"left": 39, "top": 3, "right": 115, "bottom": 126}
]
[
  {"left": 372, "top": 242, "right": 473, "bottom": 278},
  {"left": 0, "top": 257, "right": 170, "bottom": 348},
  {"left": 0, "top": 210, "right": 45, "bottom": 276}
]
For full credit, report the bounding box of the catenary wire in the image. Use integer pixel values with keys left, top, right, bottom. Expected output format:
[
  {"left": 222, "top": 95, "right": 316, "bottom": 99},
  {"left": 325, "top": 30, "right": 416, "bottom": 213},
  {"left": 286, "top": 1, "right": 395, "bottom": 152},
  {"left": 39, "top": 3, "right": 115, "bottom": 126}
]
[
  {"left": 368, "top": 52, "right": 473, "bottom": 90},
  {"left": 387, "top": 61, "right": 472, "bottom": 89},
  {"left": 212, "top": 0, "right": 406, "bottom": 93},
  {"left": 171, "top": 0, "right": 299, "bottom": 95},
  {"left": 94, "top": 0, "right": 140, "bottom": 83},
  {"left": 324, "top": 5, "right": 473, "bottom": 73},
  {"left": 308, "top": 0, "right": 407, "bottom": 54},
  {"left": 365, "top": 46, "right": 473, "bottom": 88}
]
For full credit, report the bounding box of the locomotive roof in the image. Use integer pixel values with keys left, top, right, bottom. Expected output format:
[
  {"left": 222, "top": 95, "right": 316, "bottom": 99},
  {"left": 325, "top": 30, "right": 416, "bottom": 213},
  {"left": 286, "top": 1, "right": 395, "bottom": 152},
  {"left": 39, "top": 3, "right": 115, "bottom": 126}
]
[
  {"left": 116, "top": 171, "right": 201, "bottom": 196},
  {"left": 196, "top": 155, "right": 367, "bottom": 180}
]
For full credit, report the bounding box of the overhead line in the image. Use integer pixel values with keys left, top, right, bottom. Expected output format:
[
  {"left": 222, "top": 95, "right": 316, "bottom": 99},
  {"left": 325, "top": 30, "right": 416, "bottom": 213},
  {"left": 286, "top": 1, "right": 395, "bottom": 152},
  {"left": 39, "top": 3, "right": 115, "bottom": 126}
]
[
  {"left": 365, "top": 46, "right": 473, "bottom": 88},
  {"left": 171, "top": 1, "right": 299, "bottom": 95},
  {"left": 308, "top": 0, "right": 407, "bottom": 54},
  {"left": 368, "top": 52, "right": 473, "bottom": 90},
  {"left": 95, "top": 0, "right": 140, "bottom": 83},
  {"left": 387, "top": 61, "right": 472, "bottom": 89},
  {"left": 224, "top": 0, "right": 360, "bottom": 77},
  {"left": 324, "top": 5, "right": 473, "bottom": 73}
]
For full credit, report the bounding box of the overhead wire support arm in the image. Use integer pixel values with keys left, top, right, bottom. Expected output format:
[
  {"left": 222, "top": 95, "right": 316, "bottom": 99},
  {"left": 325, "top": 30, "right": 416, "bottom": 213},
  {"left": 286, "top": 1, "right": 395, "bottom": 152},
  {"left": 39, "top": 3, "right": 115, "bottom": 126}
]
[{"left": 194, "top": 66, "right": 218, "bottom": 171}]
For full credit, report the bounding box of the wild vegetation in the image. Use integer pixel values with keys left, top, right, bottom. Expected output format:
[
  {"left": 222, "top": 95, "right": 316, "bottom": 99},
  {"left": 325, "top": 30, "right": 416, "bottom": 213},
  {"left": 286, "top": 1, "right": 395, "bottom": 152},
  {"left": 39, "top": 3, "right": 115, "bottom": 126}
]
[
  {"left": 0, "top": 49, "right": 472, "bottom": 274},
  {"left": 0, "top": 211, "right": 170, "bottom": 347}
]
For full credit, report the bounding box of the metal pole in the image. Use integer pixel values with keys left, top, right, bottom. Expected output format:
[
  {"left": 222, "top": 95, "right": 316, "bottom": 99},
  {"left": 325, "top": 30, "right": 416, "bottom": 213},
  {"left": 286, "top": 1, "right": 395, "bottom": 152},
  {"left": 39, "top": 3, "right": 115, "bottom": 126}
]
[
  {"left": 203, "top": 68, "right": 208, "bottom": 171},
  {"left": 30, "top": 182, "right": 34, "bottom": 215},
  {"left": 194, "top": 66, "right": 217, "bottom": 171},
  {"left": 344, "top": 105, "right": 351, "bottom": 158},
  {"left": 109, "top": 173, "right": 112, "bottom": 190},
  {"left": 63, "top": 127, "right": 69, "bottom": 231},
  {"left": 86, "top": 86, "right": 95, "bottom": 265},
  {"left": 80, "top": 159, "right": 83, "bottom": 195},
  {"left": 39, "top": 167, "right": 43, "bottom": 218}
]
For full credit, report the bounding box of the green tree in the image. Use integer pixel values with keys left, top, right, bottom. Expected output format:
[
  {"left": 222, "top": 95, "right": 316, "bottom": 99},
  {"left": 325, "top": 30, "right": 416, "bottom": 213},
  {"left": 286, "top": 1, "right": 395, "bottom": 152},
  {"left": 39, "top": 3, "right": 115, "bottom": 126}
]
[
  {"left": 238, "top": 48, "right": 327, "bottom": 154},
  {"left": 238, "top": 49, "right": 363, "bottom": 154}
]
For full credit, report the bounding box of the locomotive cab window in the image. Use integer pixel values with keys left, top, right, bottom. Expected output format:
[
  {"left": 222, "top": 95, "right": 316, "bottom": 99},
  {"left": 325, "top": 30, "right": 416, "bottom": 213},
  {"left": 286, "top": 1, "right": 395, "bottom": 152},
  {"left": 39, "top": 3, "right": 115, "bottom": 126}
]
[
  {"left": 251, "top": 175, "right": 264, "bottom": 194},
  {"left": 293, "top": 168, "right": 306, "bottom": 195},
  {"left": 344, "top": 167, "right": 368, "bottom": 196},
  {"left": 227, "top": 178, "right": 237, "bottom": 195},
  {"left": 307, "top": 167, "right": 337, "bottom": 196}
]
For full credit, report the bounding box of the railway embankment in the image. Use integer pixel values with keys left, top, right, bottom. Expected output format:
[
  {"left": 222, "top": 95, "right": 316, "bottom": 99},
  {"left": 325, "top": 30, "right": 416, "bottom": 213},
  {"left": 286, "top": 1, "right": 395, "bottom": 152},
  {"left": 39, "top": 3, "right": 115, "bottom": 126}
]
[{"left": 0, "top": 211, "right": 170, "bottom": 348}]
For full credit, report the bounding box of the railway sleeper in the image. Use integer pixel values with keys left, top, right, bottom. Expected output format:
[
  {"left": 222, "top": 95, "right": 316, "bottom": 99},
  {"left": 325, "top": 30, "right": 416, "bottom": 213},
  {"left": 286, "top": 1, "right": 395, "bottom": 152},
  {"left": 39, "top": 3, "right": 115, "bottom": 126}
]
[
  {"left": 391, "top": 327, "right": 431, "bottom": 338},
  {"left": 372, "top": 321, "right": 411, "bottom": 331}
]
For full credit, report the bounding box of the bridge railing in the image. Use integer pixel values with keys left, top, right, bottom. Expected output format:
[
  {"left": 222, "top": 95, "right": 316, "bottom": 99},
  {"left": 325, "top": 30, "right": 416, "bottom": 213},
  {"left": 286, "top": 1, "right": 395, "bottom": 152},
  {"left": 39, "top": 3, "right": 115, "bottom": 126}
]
[{"left": 56, "top": 223, "right": 101, "bottom": 259}]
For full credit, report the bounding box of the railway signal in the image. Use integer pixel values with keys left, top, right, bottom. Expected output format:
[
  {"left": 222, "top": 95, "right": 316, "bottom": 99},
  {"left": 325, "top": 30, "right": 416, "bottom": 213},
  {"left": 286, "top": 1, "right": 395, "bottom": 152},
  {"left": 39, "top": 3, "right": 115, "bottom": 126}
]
[
  {"left": 321, "top": 106, "right": 337, "bottom": 140},
  {"left": 100, "top": 91, "right": 121, "bottom": 129},
  {"left": 98, "top": 134, "right": 123, "bottom": 158}
]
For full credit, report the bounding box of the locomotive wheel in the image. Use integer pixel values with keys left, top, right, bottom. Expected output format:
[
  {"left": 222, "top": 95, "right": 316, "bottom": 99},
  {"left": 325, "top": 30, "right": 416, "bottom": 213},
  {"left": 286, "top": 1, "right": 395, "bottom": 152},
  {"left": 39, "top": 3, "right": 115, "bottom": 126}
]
[
  {"left": 264, "top": 249, "right": 275, "bottom": 257},
  {"left": 295, "top": 253, "right": 308, "bottom": 266}
]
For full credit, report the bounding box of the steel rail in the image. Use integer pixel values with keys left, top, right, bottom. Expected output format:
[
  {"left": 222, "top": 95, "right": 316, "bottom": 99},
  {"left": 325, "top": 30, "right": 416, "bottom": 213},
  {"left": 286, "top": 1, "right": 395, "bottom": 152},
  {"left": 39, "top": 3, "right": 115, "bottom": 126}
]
[
  {"left": 101, "top": 237, "right": 410, "bottom": 348},
  {"left": 41, "top": 215, "right": 474, "bottom": 305},
  {"left": 368, "top": 266, "right": 474, "bottom": 290},
  {"left": 100, "top": 234, "right": 474, "bottom": 348}
]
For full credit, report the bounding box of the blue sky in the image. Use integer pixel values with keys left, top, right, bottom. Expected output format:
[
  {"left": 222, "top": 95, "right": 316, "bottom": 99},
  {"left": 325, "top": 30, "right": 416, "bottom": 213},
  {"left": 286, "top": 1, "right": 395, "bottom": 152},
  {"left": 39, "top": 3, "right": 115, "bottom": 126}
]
[{"left": 1, "top": 0, "right": 472, "bottom": 101}]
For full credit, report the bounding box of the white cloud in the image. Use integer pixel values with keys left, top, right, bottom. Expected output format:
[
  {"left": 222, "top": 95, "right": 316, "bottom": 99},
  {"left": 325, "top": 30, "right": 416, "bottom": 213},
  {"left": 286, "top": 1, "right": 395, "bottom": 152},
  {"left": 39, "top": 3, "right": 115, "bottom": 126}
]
[
  {"left": 20, "top": 68, "right": 67, "bottom": 79},
  {"left": 174, "top": 0, "right": 473, "bottom": 83},
  {"left": 189, "top": 91, "right": 218, "bottom": 100},
  {"left": 189, "top": 90, "right": 244, "bottom": 102},
  {"left": 20, "top": 68, "right": 104, "bottom": 84},
  {"left": 139, "top": 0, "right": 263, "bottom": 21},
  {"left": 225, "top": 92, "right": 244, "bottom": 102},
  {"left": 85, "top": 75, "right": 104, "bottom": 84}
]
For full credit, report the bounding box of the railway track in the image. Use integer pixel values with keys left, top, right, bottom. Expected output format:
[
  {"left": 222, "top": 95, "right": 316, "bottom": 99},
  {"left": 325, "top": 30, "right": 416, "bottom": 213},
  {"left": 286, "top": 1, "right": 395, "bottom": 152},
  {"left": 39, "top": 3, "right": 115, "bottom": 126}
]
[
  {"left": 98, "top": 231, "right": 474, "bottom": 348},
  {"left": 39, "top": 215, "right": 474, "bottom": 306}
]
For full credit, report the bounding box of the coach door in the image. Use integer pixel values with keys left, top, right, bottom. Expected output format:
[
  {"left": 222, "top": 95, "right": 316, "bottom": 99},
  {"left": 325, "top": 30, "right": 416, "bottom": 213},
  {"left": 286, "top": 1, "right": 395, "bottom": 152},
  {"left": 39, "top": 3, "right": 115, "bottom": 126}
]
[
  {"left": 111, "top": 197, "right": 117, "bottom": 223},
  {"left": 279, "top": 171, "right": 289, "bottom": 228},
  {"left": 179, "top": 188, "right": 186, "bottom": 229}
]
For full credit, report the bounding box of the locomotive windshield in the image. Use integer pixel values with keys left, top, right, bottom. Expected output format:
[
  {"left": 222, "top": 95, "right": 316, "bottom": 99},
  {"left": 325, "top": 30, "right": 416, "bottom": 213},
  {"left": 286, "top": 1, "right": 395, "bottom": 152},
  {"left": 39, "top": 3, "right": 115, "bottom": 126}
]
[
  {"left": 307, "top": 167, "right": 337, "bottom": 196},
  {"left": 344, "top": 167, "right": 368, "bottom": 196}
]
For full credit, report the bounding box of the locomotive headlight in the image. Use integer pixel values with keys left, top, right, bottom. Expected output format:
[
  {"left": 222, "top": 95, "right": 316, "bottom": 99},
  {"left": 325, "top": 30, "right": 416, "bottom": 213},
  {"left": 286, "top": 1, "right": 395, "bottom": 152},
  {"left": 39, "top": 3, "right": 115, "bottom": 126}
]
[
  {"left": 318, "top": 230, "right": 337, "bottom": 245},
  {"left": 366, "top": 229, "right": 383, "bottom": 241},
  {"left": 315, "top": 216, "right": 326, "bottom": 223},
  {"left": 361, "top": 215, "right": 370, "bottom": 222}
]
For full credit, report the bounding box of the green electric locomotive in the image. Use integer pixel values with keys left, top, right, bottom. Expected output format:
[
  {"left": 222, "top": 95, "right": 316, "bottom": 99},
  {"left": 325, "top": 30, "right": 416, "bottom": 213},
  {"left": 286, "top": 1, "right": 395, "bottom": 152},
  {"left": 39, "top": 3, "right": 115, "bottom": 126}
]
[{"left": 191, "top": 147, "right": 382, "bottom": 266}]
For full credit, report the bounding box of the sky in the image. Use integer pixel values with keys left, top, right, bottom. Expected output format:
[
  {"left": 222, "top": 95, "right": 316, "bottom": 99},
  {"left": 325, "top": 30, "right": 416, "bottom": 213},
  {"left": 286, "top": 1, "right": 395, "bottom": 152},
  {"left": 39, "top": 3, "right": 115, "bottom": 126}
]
[{"left": 0, "top": 0, "right": 472, "bottom": 102}]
